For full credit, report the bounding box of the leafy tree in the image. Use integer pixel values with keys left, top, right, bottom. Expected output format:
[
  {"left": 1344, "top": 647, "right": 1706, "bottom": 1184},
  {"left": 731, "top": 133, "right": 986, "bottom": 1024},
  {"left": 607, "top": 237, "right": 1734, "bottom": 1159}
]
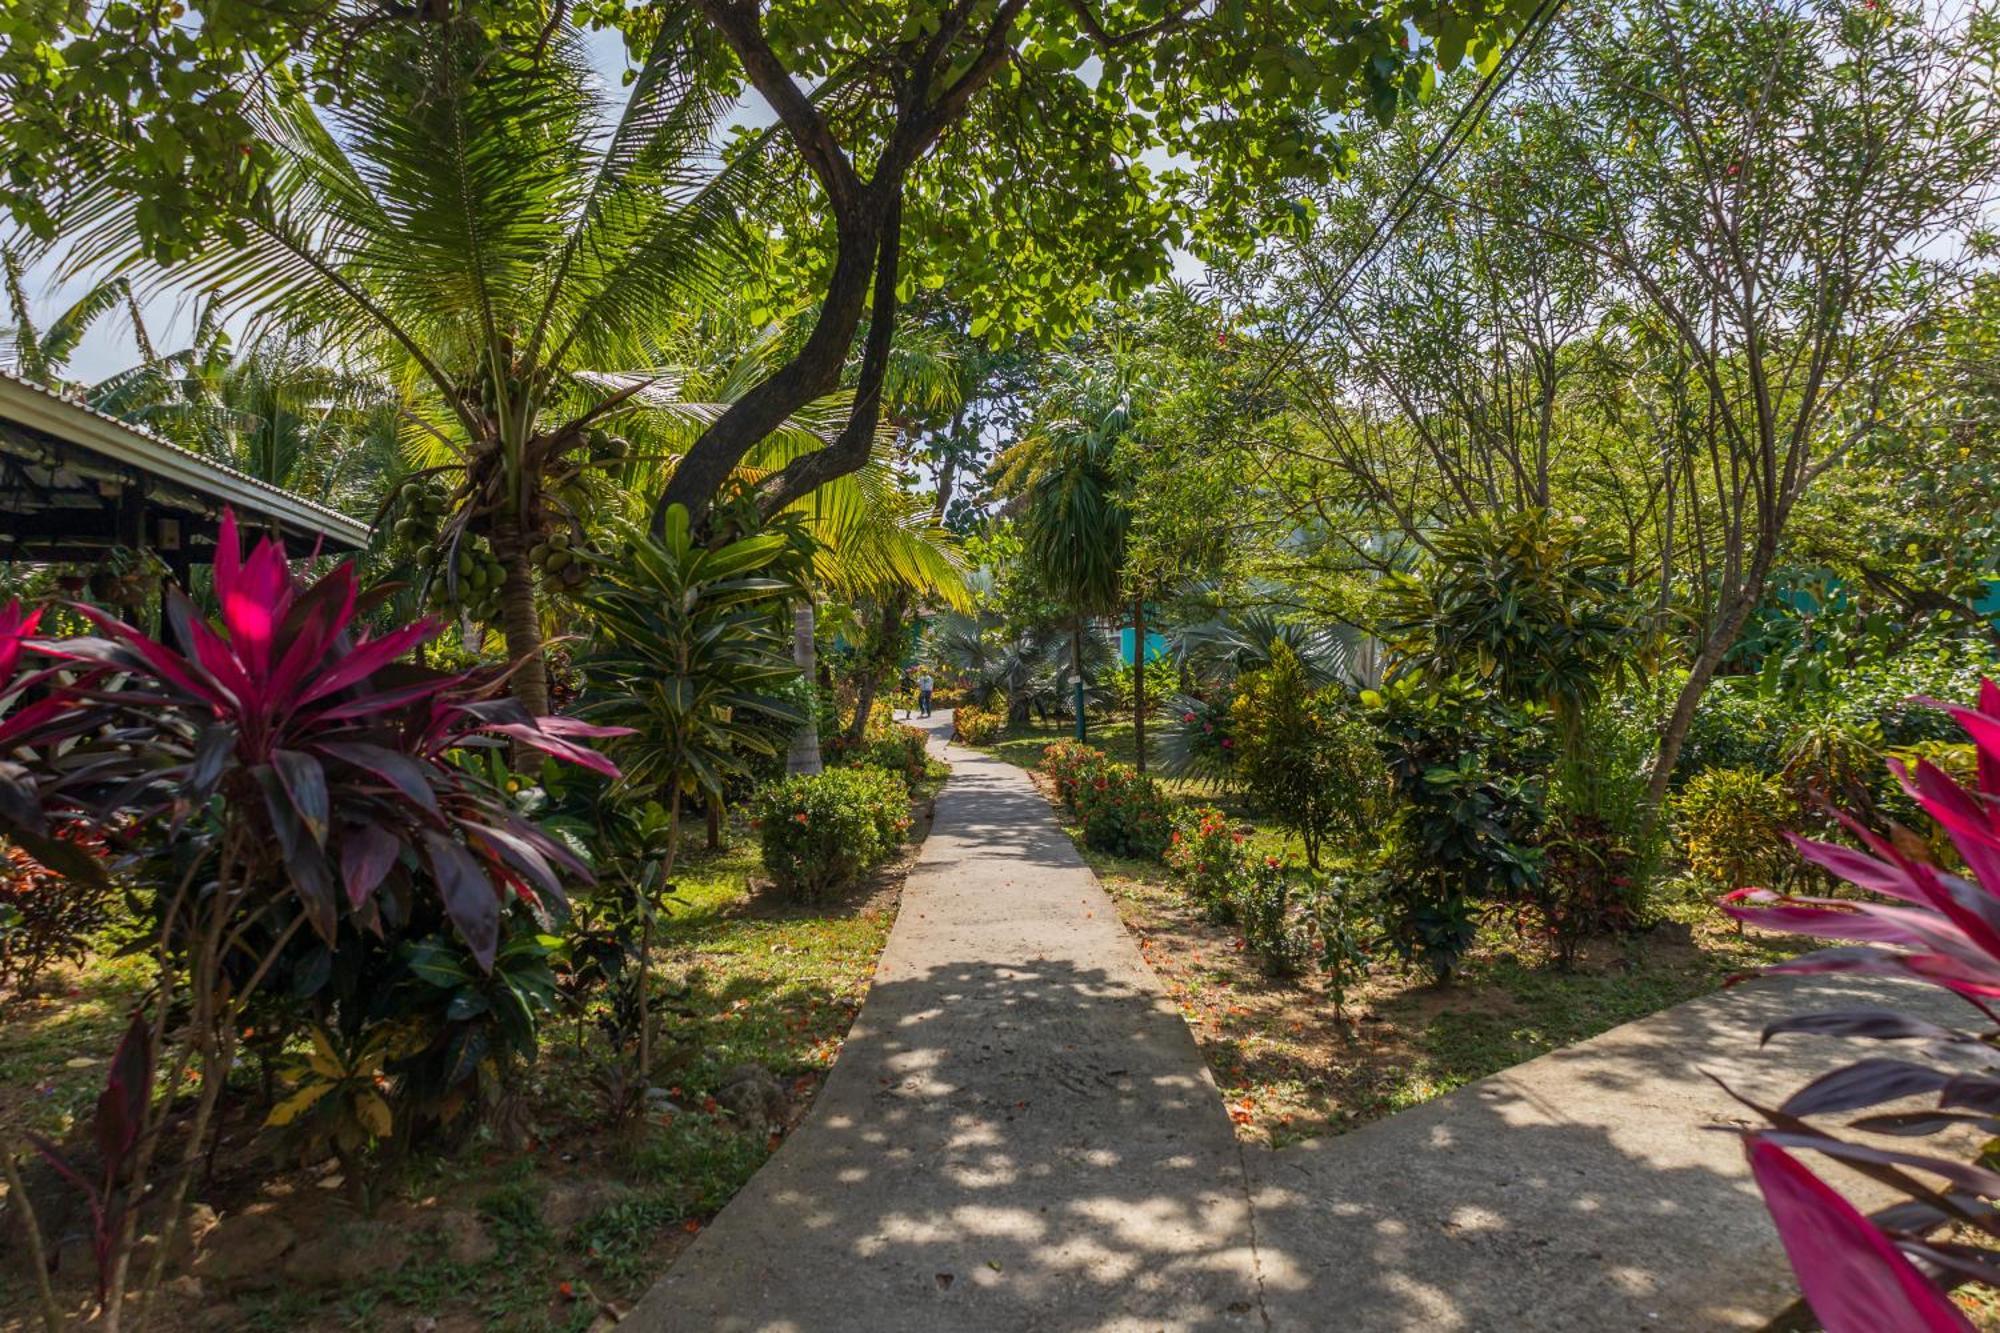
[
  {"left": 573, "top": 503, "right": 807, "bottom": 1069},
  {"left": 2, "top": 0, "right": 1544, "bottom": 535},
  {"left": 30, "top": 14, "right": 769, "bottom": 714},
  {"left": 1380, "top": 509, "right": 1645, "bottom": 739},
  {"left": 997, "top": 363, "right": 1137, "bottom": 746}
]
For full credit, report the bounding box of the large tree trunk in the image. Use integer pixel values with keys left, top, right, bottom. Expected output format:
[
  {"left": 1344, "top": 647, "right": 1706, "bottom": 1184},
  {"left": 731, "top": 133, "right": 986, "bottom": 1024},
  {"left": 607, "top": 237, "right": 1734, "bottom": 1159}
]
[
  {"left": 1132, "top": 594, "right": 1146, "bottom": 774},
  {"left": 495, "top": 530, "right": 548, "bottom": 717},
  {"left": 787, "top": 598, "right": 823, "bottom": 776},
  {"left": 1644, "top": 529, "right": 1778, "bottom": 816}
]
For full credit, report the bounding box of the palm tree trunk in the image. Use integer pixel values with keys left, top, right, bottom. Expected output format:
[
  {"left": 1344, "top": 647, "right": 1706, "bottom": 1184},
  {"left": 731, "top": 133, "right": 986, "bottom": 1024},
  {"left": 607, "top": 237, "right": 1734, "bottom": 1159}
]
[
  {"left": 788, "top": 597, "right": 823, "bottom": 776},
  {"left": 495, "top": 533, "right": 549, "bottom": 717},
  {"left": 1132, "top": 594, "right": 1146, "bottom": 774},
  {"left": 1072, "top": 616, "right": 1087, "bottom": 742}
]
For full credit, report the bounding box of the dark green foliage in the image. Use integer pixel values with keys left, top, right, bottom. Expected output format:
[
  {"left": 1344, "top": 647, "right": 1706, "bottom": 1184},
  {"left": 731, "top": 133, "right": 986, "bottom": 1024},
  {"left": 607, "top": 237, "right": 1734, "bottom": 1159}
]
[
  {"left": 1311, "top": 876, "right": 1376, "bottom": 1018},
  {"left": 575, "top": 507, "right": 807, "bottom": 807},
  {"left": 1382, "top": 509, "right": 1645, "bottom": 728},
  {"left": 1235, "top": 858, "right": 1316, "bottom": 978},
  {"left": 754, "top": 768, "right": 911, "bottom": 901},
  {"left": 1367, "top": 675, "right": 1548, "bottom": 982}
]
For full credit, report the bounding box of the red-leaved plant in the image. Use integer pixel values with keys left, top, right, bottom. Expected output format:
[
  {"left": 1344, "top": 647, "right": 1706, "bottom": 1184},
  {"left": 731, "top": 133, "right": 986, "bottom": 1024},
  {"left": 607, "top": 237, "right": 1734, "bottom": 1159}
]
[
  {"left": 1721, "top": 680, "right": 2000, "bottom": 1332},
  {"left": 0, "top": 511, "right": 625, "bottom": 1328}
]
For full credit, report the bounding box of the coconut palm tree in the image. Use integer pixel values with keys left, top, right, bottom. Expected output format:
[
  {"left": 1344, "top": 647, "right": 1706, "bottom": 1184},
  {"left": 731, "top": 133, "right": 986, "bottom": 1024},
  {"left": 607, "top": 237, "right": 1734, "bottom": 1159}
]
[
  {"left": 1, "top": 245, "right": 148, "bottom": 390},
  {"left": 994, "top": 364, "right": 1138, "bottom": 750},
  {"left": 47, "top": 11, "right": 764, "bottom": 715}
]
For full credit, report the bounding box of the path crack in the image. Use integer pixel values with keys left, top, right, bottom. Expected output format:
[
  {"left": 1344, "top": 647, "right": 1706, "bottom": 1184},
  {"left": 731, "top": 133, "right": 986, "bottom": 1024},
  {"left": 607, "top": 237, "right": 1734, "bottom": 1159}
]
[{"left": 1235, "top": 1138, "right": 1274, "bottom": 1330}]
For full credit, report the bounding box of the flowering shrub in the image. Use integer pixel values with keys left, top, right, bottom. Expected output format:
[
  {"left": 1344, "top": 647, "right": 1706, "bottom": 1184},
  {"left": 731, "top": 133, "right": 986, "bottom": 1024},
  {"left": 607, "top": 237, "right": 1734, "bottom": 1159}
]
[
  {"left": 1158, "top": 690, "right": 1237, "bottom": 787},
  {"left": 1164, "top": 804, "right": 1248, "bottom": 922},
  {"left": 1039, "top": 741, "right": 1110, "bottom": 813},
  {"left": 1073, "top": 761, "right": 1174, "bottom": 860},
  {"left": 754, "top": 767, "right": 911, "bottom": 900},
  {"left": 953, "top": 705, "right": 1005, "bottom": 745},
  {"left": 0, "top": 826, "right": 112, "bottom": 1001},
  {"left": 1674, "top": 766, "right": 1797, "bottom": 893},
  {"left": 828, "top": 720, "right": 932, "bottom": 786},
  {"left": 1720, "top": 679, "right": 2000, "bottom": 1330}
]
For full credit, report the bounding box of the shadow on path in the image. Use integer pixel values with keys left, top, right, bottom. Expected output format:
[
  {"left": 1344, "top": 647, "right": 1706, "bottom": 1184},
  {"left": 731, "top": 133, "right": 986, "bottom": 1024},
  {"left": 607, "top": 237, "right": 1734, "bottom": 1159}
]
[{"left": 632, "top": 714, "right": 1968, "bottom": 1331}]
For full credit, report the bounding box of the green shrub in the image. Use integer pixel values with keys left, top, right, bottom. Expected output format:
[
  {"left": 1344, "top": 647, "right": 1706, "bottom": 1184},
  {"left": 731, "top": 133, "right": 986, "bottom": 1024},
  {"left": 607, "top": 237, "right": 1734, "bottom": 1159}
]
[
  {"left": 1039, "top": 740, "right": 1109, "bottom": 813},
  {"left": 827, "top": 719, "right": 932, "bottom": 786},
  {"left": 1235, "top": 857, "right": 1316, "bottom": 978},
  {"left": 1231, "top": 644, "right": 1389, "bottom": 869},
  {"left": 755, "top": 768, "right": 912, "bottom": 900},
  {"left": 953, "top": 705, "right": 1005, "bottom": 745},
  {"left": 1072, "top": 761, "right": 1174, "bottom": 860},
  {"left": 1367, "top": 674, "right": 1549, "bottom": 982},
  {"left": 1310, "top": 875, "right": 1375, "bottom": 1017},
  {"left": 1164, "top": 805, "right": 1248, "bottom": 922},
  {"left": 1673, "top": 766, "right": 1797, "bottom": 893}
]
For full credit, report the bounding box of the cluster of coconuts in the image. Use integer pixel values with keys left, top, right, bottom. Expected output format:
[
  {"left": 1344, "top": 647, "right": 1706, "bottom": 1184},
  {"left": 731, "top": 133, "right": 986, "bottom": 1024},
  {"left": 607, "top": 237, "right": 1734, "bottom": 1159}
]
[
  {"left": 529, "top": 528, "right": 587, "bottom": 592},
  {"left": 442, "top": 540, "right": 508, "bottom": 622},
  {"left": 389, "top": 478, "right": 450, "bottom": 561}
]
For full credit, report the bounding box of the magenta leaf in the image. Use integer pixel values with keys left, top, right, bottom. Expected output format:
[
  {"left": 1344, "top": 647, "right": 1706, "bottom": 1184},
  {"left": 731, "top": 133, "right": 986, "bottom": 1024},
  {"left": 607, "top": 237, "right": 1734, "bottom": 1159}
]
[{"left": 1746, "top": 1137, "right": 1974, "bottom": 1333}]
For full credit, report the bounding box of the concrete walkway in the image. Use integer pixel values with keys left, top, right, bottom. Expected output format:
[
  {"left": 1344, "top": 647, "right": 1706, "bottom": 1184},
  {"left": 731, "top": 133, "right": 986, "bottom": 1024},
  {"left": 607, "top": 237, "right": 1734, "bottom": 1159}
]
[
  {"left": 632, "top": 715, "right": 1966, "bottom": 1331},
  {"left": 630, "top": 712, "right": 1263, "bottom": 1330}
]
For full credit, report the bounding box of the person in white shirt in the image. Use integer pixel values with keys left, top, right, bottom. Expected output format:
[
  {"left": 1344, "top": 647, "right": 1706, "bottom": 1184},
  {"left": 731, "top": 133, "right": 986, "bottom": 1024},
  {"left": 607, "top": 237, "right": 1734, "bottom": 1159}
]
[{"left": 917, "top": 671, "right": 934, "bottom": 718}]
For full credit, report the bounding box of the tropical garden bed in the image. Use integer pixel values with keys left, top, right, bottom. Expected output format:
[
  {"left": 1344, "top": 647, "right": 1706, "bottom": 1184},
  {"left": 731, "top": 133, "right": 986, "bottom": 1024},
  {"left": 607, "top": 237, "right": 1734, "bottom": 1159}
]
[
  {"left": 983, "top": 719, "right": 1811, "bottom": 1146},
  {"left": 0, "top": 772, "right": 940, "bottom": 1333}
]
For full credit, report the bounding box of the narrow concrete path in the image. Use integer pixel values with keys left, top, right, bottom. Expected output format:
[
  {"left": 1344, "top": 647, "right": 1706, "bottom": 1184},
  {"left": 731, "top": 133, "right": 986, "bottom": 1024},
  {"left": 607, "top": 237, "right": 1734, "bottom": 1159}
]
[
  {"left": 633, "top": 716, "right": 1967, "bottom": 1331},
  {"left": 630, "top": 713, "right": 1264, "bottom": 1331}
]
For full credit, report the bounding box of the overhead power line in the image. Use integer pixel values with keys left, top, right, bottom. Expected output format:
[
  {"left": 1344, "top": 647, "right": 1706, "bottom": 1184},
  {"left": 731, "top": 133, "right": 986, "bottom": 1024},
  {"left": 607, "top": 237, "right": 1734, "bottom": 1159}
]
[{"left": 1246, "top": 0, "right": 1566, "bottom": 395}]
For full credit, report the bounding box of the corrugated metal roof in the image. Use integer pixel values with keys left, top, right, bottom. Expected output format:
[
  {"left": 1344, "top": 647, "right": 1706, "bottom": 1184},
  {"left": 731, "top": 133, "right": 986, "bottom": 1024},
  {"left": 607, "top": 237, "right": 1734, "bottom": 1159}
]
[{"left": 0, "top": 367, "right": 374, "bottom": 550}]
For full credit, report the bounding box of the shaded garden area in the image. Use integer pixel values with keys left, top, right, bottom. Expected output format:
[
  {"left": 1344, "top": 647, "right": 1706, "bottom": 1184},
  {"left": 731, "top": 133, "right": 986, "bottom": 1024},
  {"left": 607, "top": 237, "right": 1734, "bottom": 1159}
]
[{"left": 0, "top": 0, "right": 1998, "bottom": 1326}]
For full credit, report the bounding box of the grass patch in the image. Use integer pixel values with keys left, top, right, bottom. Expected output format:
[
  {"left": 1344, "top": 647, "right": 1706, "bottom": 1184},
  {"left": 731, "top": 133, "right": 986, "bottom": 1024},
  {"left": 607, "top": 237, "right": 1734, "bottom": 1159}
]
[{"left": 0, "top": 768, "right": 945, "bottom": 1332}]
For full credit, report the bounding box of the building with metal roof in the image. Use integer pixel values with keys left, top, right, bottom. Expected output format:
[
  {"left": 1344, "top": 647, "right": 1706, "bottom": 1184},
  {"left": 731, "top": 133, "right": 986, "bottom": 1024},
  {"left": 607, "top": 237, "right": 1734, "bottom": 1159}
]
[{"left": 0, "top": 368, "right": 372, "bottom": 573}]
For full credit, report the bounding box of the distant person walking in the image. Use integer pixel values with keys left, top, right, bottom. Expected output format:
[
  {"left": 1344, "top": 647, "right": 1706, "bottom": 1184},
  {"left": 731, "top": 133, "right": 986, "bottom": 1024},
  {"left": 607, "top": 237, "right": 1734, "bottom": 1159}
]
[{"left": 917, "top": 671, "right": 934, "bottom": 718}]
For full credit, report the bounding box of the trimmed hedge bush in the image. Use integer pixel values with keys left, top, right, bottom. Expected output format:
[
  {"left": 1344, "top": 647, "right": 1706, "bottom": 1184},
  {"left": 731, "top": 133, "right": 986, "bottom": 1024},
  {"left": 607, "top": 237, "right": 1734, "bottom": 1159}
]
[
  {"left": 1039, "top": 740, "right": 1108, "bottom": 813},
  {"left": 953, "top": 705, "right": 1004, "bottom": 745},
  {"left": 755, "top": 767, "right": 912, "bottom": 900},
  {"left": 1035, "top": 740, "right": 1172, "bottom": 859},
  {"left": 1074, "top": 762, "right": 1174, "bottom": 860},
  {"left": 827, "top": 719, "right": 932, "bottom": 786}
]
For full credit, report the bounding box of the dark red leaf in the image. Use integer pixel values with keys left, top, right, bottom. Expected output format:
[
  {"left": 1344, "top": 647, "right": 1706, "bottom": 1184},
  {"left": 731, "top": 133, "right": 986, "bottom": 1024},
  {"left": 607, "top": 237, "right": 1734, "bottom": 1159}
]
[
  {"left": 424, "top": 830, "right": 499, "bottom": 971},
  {"left": 340, "top": 823, "right": 401, "bottom": 909},
  {"left": 1780, "top": 1059, "right": 1954, "bottom": 1117}
]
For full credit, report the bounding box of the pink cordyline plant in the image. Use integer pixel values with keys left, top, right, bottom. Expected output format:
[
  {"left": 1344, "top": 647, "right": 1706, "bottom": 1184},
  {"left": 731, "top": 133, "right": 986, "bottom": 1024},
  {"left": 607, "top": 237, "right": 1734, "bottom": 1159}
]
[{"left": 1721, "top": 680, "right": 2000, "bottom": 1332}]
